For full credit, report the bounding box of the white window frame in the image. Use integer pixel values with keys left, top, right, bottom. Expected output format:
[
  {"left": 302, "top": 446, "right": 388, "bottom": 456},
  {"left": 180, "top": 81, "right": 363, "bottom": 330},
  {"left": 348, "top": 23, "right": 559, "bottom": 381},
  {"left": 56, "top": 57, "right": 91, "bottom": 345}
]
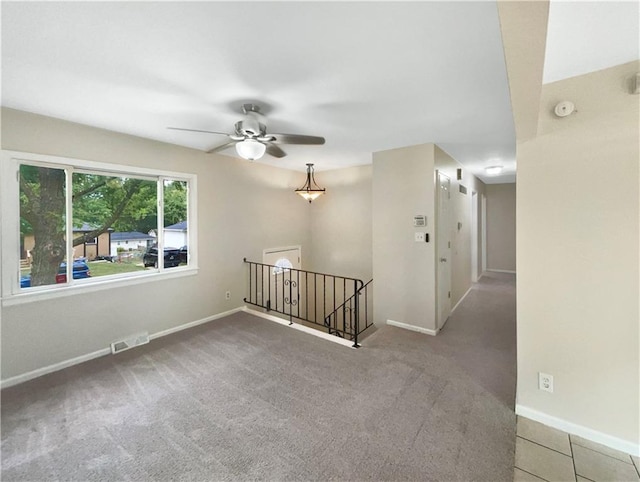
[{"left": 1, "top": 150, "right": 198, "bottom": 306}]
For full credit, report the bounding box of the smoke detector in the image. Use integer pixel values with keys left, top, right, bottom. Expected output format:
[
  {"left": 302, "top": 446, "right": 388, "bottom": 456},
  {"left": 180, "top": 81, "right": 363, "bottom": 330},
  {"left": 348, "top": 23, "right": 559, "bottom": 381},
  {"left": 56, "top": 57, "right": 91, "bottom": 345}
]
[{"left": 554, "top": 101, "right": 575, "bottom": 117}]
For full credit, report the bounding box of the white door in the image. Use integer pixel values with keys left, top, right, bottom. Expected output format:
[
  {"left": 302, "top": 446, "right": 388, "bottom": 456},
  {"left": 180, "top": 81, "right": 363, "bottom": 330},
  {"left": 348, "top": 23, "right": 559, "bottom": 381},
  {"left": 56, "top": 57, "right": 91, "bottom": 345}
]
[
  {"left": 471, "top": 191, "right": 479, "bottom": 282},
  {"left": 481, "top": 194, "right": 487, "bottom": 273},
  {"left": 436, "top": 171, "right": 452, "bottom": 330},
  {"left": 263, "top": 247, "right": 301, "bottom": 317}
]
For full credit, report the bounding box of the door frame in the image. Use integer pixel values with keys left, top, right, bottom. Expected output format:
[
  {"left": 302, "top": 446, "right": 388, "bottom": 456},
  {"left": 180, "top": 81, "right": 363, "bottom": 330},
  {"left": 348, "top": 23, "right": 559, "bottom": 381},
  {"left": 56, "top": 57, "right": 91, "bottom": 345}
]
[
  {"left": 471, "top": 191, "right": 479, "bottom": 282},
  {"left": 262, "top": 245, "right": 302, "bottom": 267},
  {"left": 262, "top": 246, "right": 302, "bottom": 317},
  {"left": 435, "top": 170, "right": 452, "bottom": 331},
  {"left": 481, "top": 194, "right": 487, "bottom": 274}
]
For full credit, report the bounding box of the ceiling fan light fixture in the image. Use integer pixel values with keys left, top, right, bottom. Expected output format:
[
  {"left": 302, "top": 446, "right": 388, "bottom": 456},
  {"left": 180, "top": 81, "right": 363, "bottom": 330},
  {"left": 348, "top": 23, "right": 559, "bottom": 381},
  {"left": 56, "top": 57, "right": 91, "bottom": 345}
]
[
  {"left": 295, "top": 163, "right": 325, "bottom": 203},
  {"left": 236, "top": 139, "right": 266, "bottom": 160},
  {"left": 485, "top": 165, "right": 503, "bottom": 176}
]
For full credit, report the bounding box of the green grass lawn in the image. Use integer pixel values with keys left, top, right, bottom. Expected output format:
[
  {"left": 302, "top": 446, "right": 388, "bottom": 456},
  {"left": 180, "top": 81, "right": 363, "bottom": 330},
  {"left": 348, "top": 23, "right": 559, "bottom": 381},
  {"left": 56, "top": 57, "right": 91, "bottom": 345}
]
[
  {"left": 20, "top": 259, "right": 184, "bottom": 279},
  {"left": 88, "top": 261, "right": 147, "bottom": 277}
]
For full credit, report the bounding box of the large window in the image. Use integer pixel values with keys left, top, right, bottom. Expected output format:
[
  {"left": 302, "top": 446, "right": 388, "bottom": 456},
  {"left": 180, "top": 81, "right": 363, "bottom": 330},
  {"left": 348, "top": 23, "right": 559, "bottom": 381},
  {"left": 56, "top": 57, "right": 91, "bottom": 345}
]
[{"left": 3, "top": 152, "right": 196, "bottom": 297}]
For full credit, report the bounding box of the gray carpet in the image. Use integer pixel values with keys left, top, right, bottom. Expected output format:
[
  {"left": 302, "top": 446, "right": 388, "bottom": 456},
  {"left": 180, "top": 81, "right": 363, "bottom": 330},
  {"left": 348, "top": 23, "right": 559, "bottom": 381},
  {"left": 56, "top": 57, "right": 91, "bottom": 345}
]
[{"left": 1, "top": 272, "right": 516, "bottom": 481}]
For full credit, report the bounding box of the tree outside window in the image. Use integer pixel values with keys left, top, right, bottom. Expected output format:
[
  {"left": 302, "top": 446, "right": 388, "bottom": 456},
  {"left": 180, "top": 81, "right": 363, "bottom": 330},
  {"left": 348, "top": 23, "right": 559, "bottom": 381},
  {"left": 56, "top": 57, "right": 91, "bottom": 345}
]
[{"left": 19, "top": 163, "right": 189, "bottom": 289}]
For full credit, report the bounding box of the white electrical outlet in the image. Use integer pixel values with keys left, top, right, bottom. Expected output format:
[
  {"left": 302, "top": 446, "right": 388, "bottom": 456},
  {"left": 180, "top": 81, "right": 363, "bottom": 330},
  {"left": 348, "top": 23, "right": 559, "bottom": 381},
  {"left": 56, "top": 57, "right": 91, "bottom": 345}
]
[
  {"left": 225, "top": 291, "right": 231, "bottom": 300},
  {"left": 539, "top": 372, "right": 554, "bottom": 393},
  {"left": 414, "top": 232, "right": 425, "bottom": 243}
]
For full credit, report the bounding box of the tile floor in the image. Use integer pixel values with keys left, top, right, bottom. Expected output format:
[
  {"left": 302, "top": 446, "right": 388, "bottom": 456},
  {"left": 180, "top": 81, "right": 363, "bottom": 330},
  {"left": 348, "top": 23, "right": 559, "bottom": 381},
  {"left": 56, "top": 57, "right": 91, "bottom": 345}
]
[{"left": 514, "top": 417, "right": 640, "bottom": 482}]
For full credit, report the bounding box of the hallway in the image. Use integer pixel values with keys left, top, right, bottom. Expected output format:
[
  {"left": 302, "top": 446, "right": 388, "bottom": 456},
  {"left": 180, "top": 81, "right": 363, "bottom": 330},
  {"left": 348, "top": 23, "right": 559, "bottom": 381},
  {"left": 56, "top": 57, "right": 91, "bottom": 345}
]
[{"left": 434, "top": 271, "right": 517, "bottom": 408}]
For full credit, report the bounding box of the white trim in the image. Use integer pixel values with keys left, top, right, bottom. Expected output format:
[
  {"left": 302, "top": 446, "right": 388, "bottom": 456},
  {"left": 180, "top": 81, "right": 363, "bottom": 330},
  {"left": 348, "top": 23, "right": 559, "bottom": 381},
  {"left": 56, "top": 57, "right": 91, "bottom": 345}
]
[
  {"left": 471, "top": 191, "right": 479, "bottom": 283},
  {"left": 0, "top": 307, "right": 243, "bottom": 389},
  {"left": 3, "top": 149, "right": 194, "bottom": 179},
  {"left": 2, "top": 267, "right": 198, "bottom": 307},
  {"left": 263, "top": 245, "right": 302, "bottom": 257},
  {"left": 242, "top": 307, "right": 356, "bottom": 348},
  {"left": 451, "top": 286, "right": 472, "bottom": 314},
  {"left": 262, "top": 245, "right": 302, "bottom": 270},
  {"left": 1, "top": 149, "right": 198, "bottom": 301},
  {"left": 1, "top": 348, "right": 111, "bottom": 389},
  {"left": 386, "top": 319, "right": 438, "bottom": 336},
  {"left": 149, "top": 307, "right": 243, "bottom": 340},
  {"left": 487, "top": 269, "right": 517, "bottom": 274},
  {"left": 481, "top": 193, "right": 487, "bottom": 272},
  {"left": 516, "top": 404, "right": 640, "bottom": 457}
]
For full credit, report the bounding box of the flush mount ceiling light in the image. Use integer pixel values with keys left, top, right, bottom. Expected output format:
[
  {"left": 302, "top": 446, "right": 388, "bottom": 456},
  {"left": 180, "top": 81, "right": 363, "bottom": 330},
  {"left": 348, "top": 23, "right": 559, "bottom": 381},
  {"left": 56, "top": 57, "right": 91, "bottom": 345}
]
[
  {"left": 295, "top": 163, "right": 325, "bottom": 203},
  {"left": 485, "top": 165, "right": 504, "bottom": 176},
  {"left": 235, "top": 139, "right": 266, "bottom": 160}
]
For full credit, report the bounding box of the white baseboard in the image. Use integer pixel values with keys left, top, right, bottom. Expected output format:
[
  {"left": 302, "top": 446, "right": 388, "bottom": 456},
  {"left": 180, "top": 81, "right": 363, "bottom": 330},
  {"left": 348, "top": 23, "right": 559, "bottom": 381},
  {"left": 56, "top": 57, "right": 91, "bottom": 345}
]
[
  {"left": 487, "top": 269, "right": 517, "bottom": 274},
  {"left": 242, "top": 307, "right": 355, "bottom": 348},
  {"left": 516, "top": 404, "right": 640, "bottom": 457},
  {"left": 1, "top": 307, "right": 244, "bottom": 389},
  {"left": 451, "top": 286, "right": 472, "bottom": 314},
  {"left": 386, "top": 319, "right": 438, "bottom": 336},
  {"left": 149, "top": 307, "right": 243, "bottom": 340},
  {"left": 1, "top": 347, "right": 111, "bottom": 389}
]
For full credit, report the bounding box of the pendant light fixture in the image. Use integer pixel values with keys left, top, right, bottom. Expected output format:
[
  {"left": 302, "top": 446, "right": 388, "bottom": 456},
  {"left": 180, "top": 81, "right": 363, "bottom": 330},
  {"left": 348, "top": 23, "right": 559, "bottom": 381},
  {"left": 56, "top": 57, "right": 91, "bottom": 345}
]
[{"left": 295, "top": 163, "right": 325, "bottom": 203}]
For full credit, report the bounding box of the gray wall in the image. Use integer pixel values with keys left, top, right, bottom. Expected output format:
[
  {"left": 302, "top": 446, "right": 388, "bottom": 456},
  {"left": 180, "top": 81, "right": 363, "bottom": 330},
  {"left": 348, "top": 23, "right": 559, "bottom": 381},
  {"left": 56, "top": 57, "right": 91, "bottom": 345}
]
[
  {"left": 486, "top": 183, "right": 516, "bottom": 272},
  {"left": 517, "top": 62, "right": 639, "bottom": 448},
  {"left": 309, "top": 165, "right": 372, "bottom": 282},
  {"left": 372, "top": 144, "right": 436, "bottom": 331},
  {"left": 1, "top": 108, "right": 312, "bottom": 380}
]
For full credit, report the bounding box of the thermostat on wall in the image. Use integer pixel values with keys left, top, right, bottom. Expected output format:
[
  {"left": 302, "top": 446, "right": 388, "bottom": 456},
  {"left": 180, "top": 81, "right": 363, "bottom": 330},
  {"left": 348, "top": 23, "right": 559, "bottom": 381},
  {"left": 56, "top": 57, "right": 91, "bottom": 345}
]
[{"left": 413, "top": 215, "right": 427, "bottom": 227}]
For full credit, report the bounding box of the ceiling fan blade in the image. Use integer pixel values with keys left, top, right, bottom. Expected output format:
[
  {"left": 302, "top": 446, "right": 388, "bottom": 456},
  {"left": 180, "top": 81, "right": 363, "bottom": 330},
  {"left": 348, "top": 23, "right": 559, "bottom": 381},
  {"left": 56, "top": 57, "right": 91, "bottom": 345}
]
[
  {"left": 206, "top": 140, "right": 238, "bottom": 154},
  {"left": 268, "top": 134, "right": 325, "bottom": 145},
  {"left": 168, "top": 127, "right": 230, "bottom": 136},
  {"left": 265, "top": 143, "right": 287, "bottom": 158}
]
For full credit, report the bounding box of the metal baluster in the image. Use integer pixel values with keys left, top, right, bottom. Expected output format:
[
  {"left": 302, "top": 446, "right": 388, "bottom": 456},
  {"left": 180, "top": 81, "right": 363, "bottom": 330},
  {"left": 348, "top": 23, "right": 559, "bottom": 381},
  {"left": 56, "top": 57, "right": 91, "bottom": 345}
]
[
  {"left": 268, "top": 264, "right": 272, "bottom": 311},
  {"left": 333, "top": 277, "right": 336, "bottom": 335},
  {"left": 297, "top": 269, "right": 300, "bottom": 320},
  {"left": 288, "top": 269, "right": 293, "bottom": 324},
  {"left": 324, "top": 276, "right": 329, "bottom": 331},
  {"left": 365, "top": 284, "right": 368, "bottom": 329},
  {"left": 248, "top": 259, "right": 252, "bottom": 303},
  {"left": 353, "top": 279, "right": 360, "bottom": 348}
]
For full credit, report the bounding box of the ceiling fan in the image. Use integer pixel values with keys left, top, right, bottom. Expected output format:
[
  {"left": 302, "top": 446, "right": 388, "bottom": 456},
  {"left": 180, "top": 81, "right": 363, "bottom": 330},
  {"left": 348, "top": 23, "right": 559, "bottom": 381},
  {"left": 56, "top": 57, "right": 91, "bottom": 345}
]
[{"left": 168, "top": 104, "right": 325, "bottom": 160}]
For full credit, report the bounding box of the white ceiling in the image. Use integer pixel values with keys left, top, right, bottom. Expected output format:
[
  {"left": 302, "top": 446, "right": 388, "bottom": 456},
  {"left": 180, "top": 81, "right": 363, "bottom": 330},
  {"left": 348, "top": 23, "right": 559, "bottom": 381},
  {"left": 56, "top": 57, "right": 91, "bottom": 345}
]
[
  {"left": 2, "top": 2, "right": 638, "bottom": 185},
  {"left": 544, "top": 1, "right": 640, "bottom": 84}
]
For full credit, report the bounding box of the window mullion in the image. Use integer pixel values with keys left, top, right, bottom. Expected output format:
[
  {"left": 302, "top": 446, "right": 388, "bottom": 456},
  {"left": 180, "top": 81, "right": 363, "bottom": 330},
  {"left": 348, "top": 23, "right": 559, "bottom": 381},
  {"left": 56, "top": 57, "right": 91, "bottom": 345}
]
[
  {"left": 65, "top": 167, "right": 73, "bottom": 284},
  {"left": 157, "top": 177, "right": 165, "bottom": 270}
]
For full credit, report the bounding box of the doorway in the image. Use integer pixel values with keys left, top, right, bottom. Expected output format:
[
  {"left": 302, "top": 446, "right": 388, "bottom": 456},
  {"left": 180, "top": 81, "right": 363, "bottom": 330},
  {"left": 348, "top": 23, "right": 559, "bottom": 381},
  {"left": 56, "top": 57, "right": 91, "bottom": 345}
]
[
  {"left": 481, "top": 194, "right": 487, "bottom": 274},
  {"left": 436, "top": 171, "right": 452, "bottom": 330},
  {"left": 472, "top": 191, "right": 479, "bottom": 282},
  {"left": 263, "top": 246, "right": 301, "bottom": 316}
]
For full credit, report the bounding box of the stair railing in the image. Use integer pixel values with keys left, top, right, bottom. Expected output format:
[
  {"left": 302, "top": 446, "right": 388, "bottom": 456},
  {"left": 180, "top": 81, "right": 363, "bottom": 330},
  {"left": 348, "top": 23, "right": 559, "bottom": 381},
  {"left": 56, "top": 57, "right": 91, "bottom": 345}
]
[
  {"left": 243, "top": 259, "right": 373, "bottom": 347},
  {"left": 323, "top": 279, "right": 373, "bottom": 346}
]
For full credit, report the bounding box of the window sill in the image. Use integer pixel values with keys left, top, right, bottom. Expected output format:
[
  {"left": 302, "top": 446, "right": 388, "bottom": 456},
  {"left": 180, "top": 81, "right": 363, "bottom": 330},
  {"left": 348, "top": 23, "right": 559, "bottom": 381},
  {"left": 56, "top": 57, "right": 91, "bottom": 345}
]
[{"left": 1, "top": 266, "right": 199, "bottom": 307}]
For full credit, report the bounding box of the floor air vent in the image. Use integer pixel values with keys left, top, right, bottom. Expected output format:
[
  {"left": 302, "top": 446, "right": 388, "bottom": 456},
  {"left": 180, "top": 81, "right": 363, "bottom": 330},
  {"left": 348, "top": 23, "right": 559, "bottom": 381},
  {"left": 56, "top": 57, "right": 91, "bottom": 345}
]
[{"left": 110, "top": 332, "right": 150, "bottom": 354}]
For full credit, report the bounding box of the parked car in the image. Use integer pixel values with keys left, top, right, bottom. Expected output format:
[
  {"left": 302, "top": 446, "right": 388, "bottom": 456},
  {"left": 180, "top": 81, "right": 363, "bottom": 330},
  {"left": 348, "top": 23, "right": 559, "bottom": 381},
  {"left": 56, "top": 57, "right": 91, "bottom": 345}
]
[
  {"left": 20, "top": 259, "right": 91, "bottom": 288},
  {"left": 179, "top": 246, "right": 188, "bottom": 264},
  {"left": 143, "top": 245, "right": 181, "bottom": 268}
]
